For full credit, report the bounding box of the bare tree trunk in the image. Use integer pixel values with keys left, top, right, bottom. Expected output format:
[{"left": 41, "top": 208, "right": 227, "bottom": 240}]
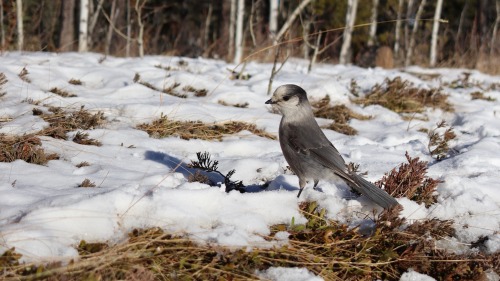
[
  {"left": 0, "top": 0, "right": 5, "bottom": 50},
  {"left": 105, "top": 0, "right": 119, "bottom": 56},
  {"left": 269, "top": 0, "right": 278, "bottom": 41},
  {"left": 340, "top": 0, "right": 358, "bottom": 64},
  {"left": 368, "top": 0, "right": 379, "bottom": 47},
  {"left": 78, "top": 0, "right": 89, "bottom": 52},
  {"left": 234, "top": 0, "right": 244, "bottom": 64},
  {"left": 16, "top": 0, "right": 23, "bottom": 51},
  {"left": 203, "top": 2, "right": 213, "bottom": 52},
  {"left": 429, "top": 0, "right": 443, "bottom": 67},
  {"left": 455, "top": 0, "right": 469, "bottom": 53},
  {"left": 126, "top": 0, "right": 131, "bottom": 56},
  {"left": 404, "top": 0, "right": 414, "bottom": 53},
  {"left": 275, "top": 0, "right": 313, "bottom": 44},
  {"left": 135, "top": 0, "right": 146, "bottom": 58},
  {"left": 60, "top": 0, "right": 76, "bottom": 51},
  {"left": 405, "top": 0, "right": 426, "bottom": 67},
  {"left": 229, "top": 0, "right": 236, "bottom": 60},
  {"left": 394, "top": 0, "right": 404, "bottom": 56},
  {"left": 491, "top": 0, "right": 500, "bottom": 55}
]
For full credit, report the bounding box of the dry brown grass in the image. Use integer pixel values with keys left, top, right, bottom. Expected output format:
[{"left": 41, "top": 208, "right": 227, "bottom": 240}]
[
  {"left": 218, "top": 100, "right": 250, "bottom": 108},
  {"left": 470, "top": 91, "right": 496, "bottom": 102},
  {"left": 78, "top": 178, "right": 96, "bottom": 188},
  {"left": 0, "top": 134, "right": 59, "bottom": 165},
  {"left": 182, "top": 85, "right": 208, "bottom": 97},
  {"left": 354, "top": 77, "right": 453, "bottom": 114},
  {"left": 49, "top": 87, "right": 77, "bottom": 98},
  {"left": 133, "top": 73, "right": 186, "bottom": 98},
  {"left": 137, "top": 114, "right": 276, "bottom": 140},
  {"left": 39, "top": 106, "right": 106, "bottom": 140},
  {"left": 68, "top": 78, "right": 83, "bottom": 85},
  {"left": 72, "top": 131, "right": 102, "bottom": 146},
  {"left": 2, "top": 201, "right": 497, "bottom": 281},
  {"left": 311, "top": 96, "right": 371, "bottom": 135}
]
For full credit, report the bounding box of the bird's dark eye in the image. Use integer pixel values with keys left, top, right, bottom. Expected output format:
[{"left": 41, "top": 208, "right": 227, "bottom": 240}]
[{"left": 283, "top": 96, "right": 290, "bottom": 101}]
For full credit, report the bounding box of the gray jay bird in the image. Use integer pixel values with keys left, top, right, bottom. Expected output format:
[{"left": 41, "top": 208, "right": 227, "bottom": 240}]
[{"left": 265, "top": 84, "right": 399, "bottom": 209}]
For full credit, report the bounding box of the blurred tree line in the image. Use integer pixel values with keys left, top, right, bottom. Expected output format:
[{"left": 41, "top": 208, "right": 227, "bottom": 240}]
[{"left": 0, "top": 0, "right": 498, "bottom": 73}]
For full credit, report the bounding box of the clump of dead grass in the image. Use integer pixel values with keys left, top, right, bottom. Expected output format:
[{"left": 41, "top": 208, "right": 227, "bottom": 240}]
[
  {"left": 137, "top": 114, "right": 276, "bottom": 140},
  {"left": 133, "top": 73, "right": 186, "bottom": 98},
  {"left": 0, "top": 134, "right": 59, "bottom": 165},
  {"left": 72, "top": 131, "right": 102, "bottom": 146},
  {"left": 68, "top": 78, "right": 83, "bottom": 85},
  {"left": 49, "top": 87, "right": 77, "bottom": 98},
  {"left": 354, "top": 77, "right": 453, "bottom": 114},
  {"left": 183, "top": 85, "right": 208, "bottom": 97},
  {"left": 218, "top": 100, "right": 250, "bottom": 108},
  {"left": 78, "top": 178, "right": 96, "bottom": 188},
  {"left": 470, "top": 91, "right": 496, "bottom": 101},
  {"left": 39, "top": 106, "right": 105, "bottom": 140},
  {"left": 376, "top": 152, "right": 441, "bottom": 207},
  {"left": 311, "top": 95, "right": 371, "bottom": 135}
]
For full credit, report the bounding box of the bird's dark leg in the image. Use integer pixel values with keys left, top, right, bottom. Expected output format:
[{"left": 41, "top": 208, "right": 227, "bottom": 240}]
[
  {"left": 313, "top": 179, "right": 319, "bottom": 190},
  {"left": 297, "top": 178, "right": 307, "bottom": 198}
]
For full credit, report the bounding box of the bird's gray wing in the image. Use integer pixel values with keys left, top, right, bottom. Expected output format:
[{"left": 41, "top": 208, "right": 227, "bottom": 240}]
[{"left": 285, "top": 122, "right": 348, "bottom": 174}]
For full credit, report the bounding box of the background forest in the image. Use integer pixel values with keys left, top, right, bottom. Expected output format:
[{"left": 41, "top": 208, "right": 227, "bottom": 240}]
[{"left": 1, "top": 0, "right": 499, "bottom": 73}]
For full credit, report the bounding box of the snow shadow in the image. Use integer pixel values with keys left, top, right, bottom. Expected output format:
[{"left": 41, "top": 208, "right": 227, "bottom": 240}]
[
  {"left": 144, "top": 150, "right": 225, "bottom": 185},
  {"left": 144, "top": 151, "right": 292, "bottom": 194}
]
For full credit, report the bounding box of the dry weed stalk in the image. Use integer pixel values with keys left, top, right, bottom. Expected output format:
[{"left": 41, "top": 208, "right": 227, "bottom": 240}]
[
  {"left": 39, "top": 106, "right": 105, "bottom": 140},
  {"left": 425, "top": 120, "right": 456, "bottom": 160},
  {"left": 0, "top": 73, "right": 7, "bottom": 97},
  {"left": 133, "top": 73, "right": 185, "bottom": 98}
]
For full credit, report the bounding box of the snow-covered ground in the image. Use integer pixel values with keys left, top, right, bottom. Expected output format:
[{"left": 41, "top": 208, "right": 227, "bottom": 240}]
[{"left": 0, "top": 52, "right": 499, "bottom": 280}]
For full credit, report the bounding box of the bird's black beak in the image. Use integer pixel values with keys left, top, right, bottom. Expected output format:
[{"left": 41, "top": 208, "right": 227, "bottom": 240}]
[{"left": 265, "top": 99, "right": 276, "bottom": 104}]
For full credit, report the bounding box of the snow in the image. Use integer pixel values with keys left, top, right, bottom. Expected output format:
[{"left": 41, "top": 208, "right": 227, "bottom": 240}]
[{"left": 0, "top": 52, "right": 499, "bottom": 280}]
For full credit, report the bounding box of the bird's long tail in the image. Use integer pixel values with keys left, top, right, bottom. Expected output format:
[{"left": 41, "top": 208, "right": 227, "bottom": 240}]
[{"left": 349, "top": 173, "right": 399, "bottom": 209}]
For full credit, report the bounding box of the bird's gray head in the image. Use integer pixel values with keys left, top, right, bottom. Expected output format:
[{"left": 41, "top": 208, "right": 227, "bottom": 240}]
[{"left": 265, "top": 84, "right": 310, "bottom": 116}]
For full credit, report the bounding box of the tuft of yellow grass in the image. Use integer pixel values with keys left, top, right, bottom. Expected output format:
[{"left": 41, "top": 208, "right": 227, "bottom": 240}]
[{"left": 138, "top": 114, "right": 276, "bottom": 140}]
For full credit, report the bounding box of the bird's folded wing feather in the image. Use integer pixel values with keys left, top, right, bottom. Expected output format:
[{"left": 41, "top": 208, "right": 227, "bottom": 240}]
[{"left": 285, "top": 123, "right": 348, "bottom": 172}]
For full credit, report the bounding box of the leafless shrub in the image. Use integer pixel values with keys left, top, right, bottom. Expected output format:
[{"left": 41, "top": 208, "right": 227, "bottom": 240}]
[
  {"left": 376, "top": 152, "right": 441, "bottom": 207},
  {"left": 424, "top": 120, "right": 456, "bottom": 160}
]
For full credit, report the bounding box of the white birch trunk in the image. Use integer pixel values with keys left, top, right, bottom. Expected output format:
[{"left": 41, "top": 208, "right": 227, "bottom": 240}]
[
  {"left": 269, "top": 0, "right": 279, "bottom": 41},
  {"left": 405, "top": 0, "right": 426, "bottom": 67},
  {"left": 339, "top": 0, "right": 358, "bottom": 64},
  {"left": 429, "top": 0, "right": 443, "bottom": 67},
  {"left": 368, "top": 0, "right": 379, "bottom": 47},
  {"left": 394, "top": 0, "right": 404, "bottom": 55},
  {"left": 233, "top": 0, "right": 245, "bottom": 64},
  {"left": 78, "top": 0, "right": 89, "bottom": 52},
  {"left": 135, "top": 0, "right": 146, "bottom": 58},
  {"left": 404, "top": 0, "right": 414, "bottom": 52},
  {"left": 275, "top": 0, "right": 313, "bottom": 43},
  {"left": 126, "top": 0, "right": 131, "bottom": 56},
  {"left": 229, "top": 0, "right": 236, "bottom": 60},
  {"left": 16, "top": 0, "right": 23, "bottom": 51}
]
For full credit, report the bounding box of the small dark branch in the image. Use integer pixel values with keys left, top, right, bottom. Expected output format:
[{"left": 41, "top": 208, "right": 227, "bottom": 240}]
[{"left": 188, "top": 152, "right": 245, "bottom": 193}]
